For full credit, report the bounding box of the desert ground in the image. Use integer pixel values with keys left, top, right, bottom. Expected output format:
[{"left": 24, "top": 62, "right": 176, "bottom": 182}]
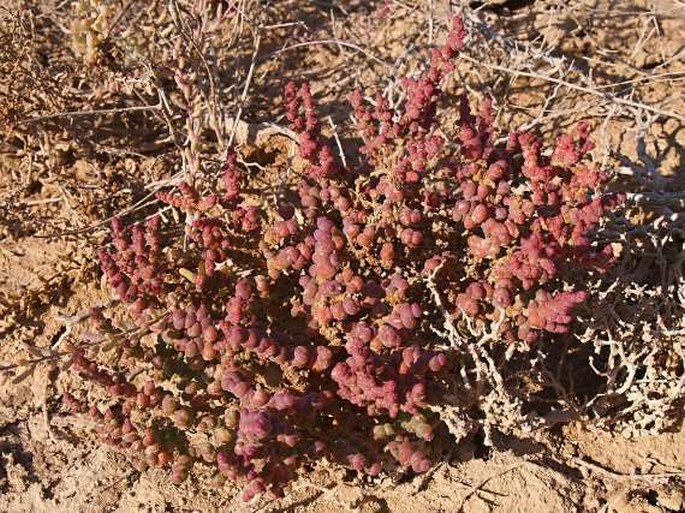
[{"left": 1, "top": 1, "right": 684, "bottom": 512}]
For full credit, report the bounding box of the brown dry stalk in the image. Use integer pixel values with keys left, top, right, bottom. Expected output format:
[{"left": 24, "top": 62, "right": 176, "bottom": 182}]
[{"left": 459, "top": 54, "right": 685, "bottom": 124}]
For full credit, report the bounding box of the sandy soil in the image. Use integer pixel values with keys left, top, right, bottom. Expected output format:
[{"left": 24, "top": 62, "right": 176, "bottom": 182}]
[{"left": 1, "top": 1, "right": 684, "bottom": 512}]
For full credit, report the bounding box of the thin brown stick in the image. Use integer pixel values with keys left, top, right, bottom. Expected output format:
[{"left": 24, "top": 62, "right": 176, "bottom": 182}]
[
  {"left": 33, "top": 186, "right": 164, "bottom": 239},
  {"left": 16, "top": 102, "right": 162, "bottom": 125},
  {"left": 268, "top": 40, "right": 392, "bottom": 70},
  {"left": 457, "top": 464, "right": 523, "bottom": 512},
  {"left": 459, "top": 54, "right": 685, "bottom": 123},
  {"left": 327, "top": 116, "right": 347, "bottom": 168},
  {"left": 103, "top": 0, "right": 139, "bottom": 40},
  {"left": 228, "top": 32, "right": 261, "bottom": 148},
  {"left": 572, "top": 457, "right": 685, "bottom": 480}
]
